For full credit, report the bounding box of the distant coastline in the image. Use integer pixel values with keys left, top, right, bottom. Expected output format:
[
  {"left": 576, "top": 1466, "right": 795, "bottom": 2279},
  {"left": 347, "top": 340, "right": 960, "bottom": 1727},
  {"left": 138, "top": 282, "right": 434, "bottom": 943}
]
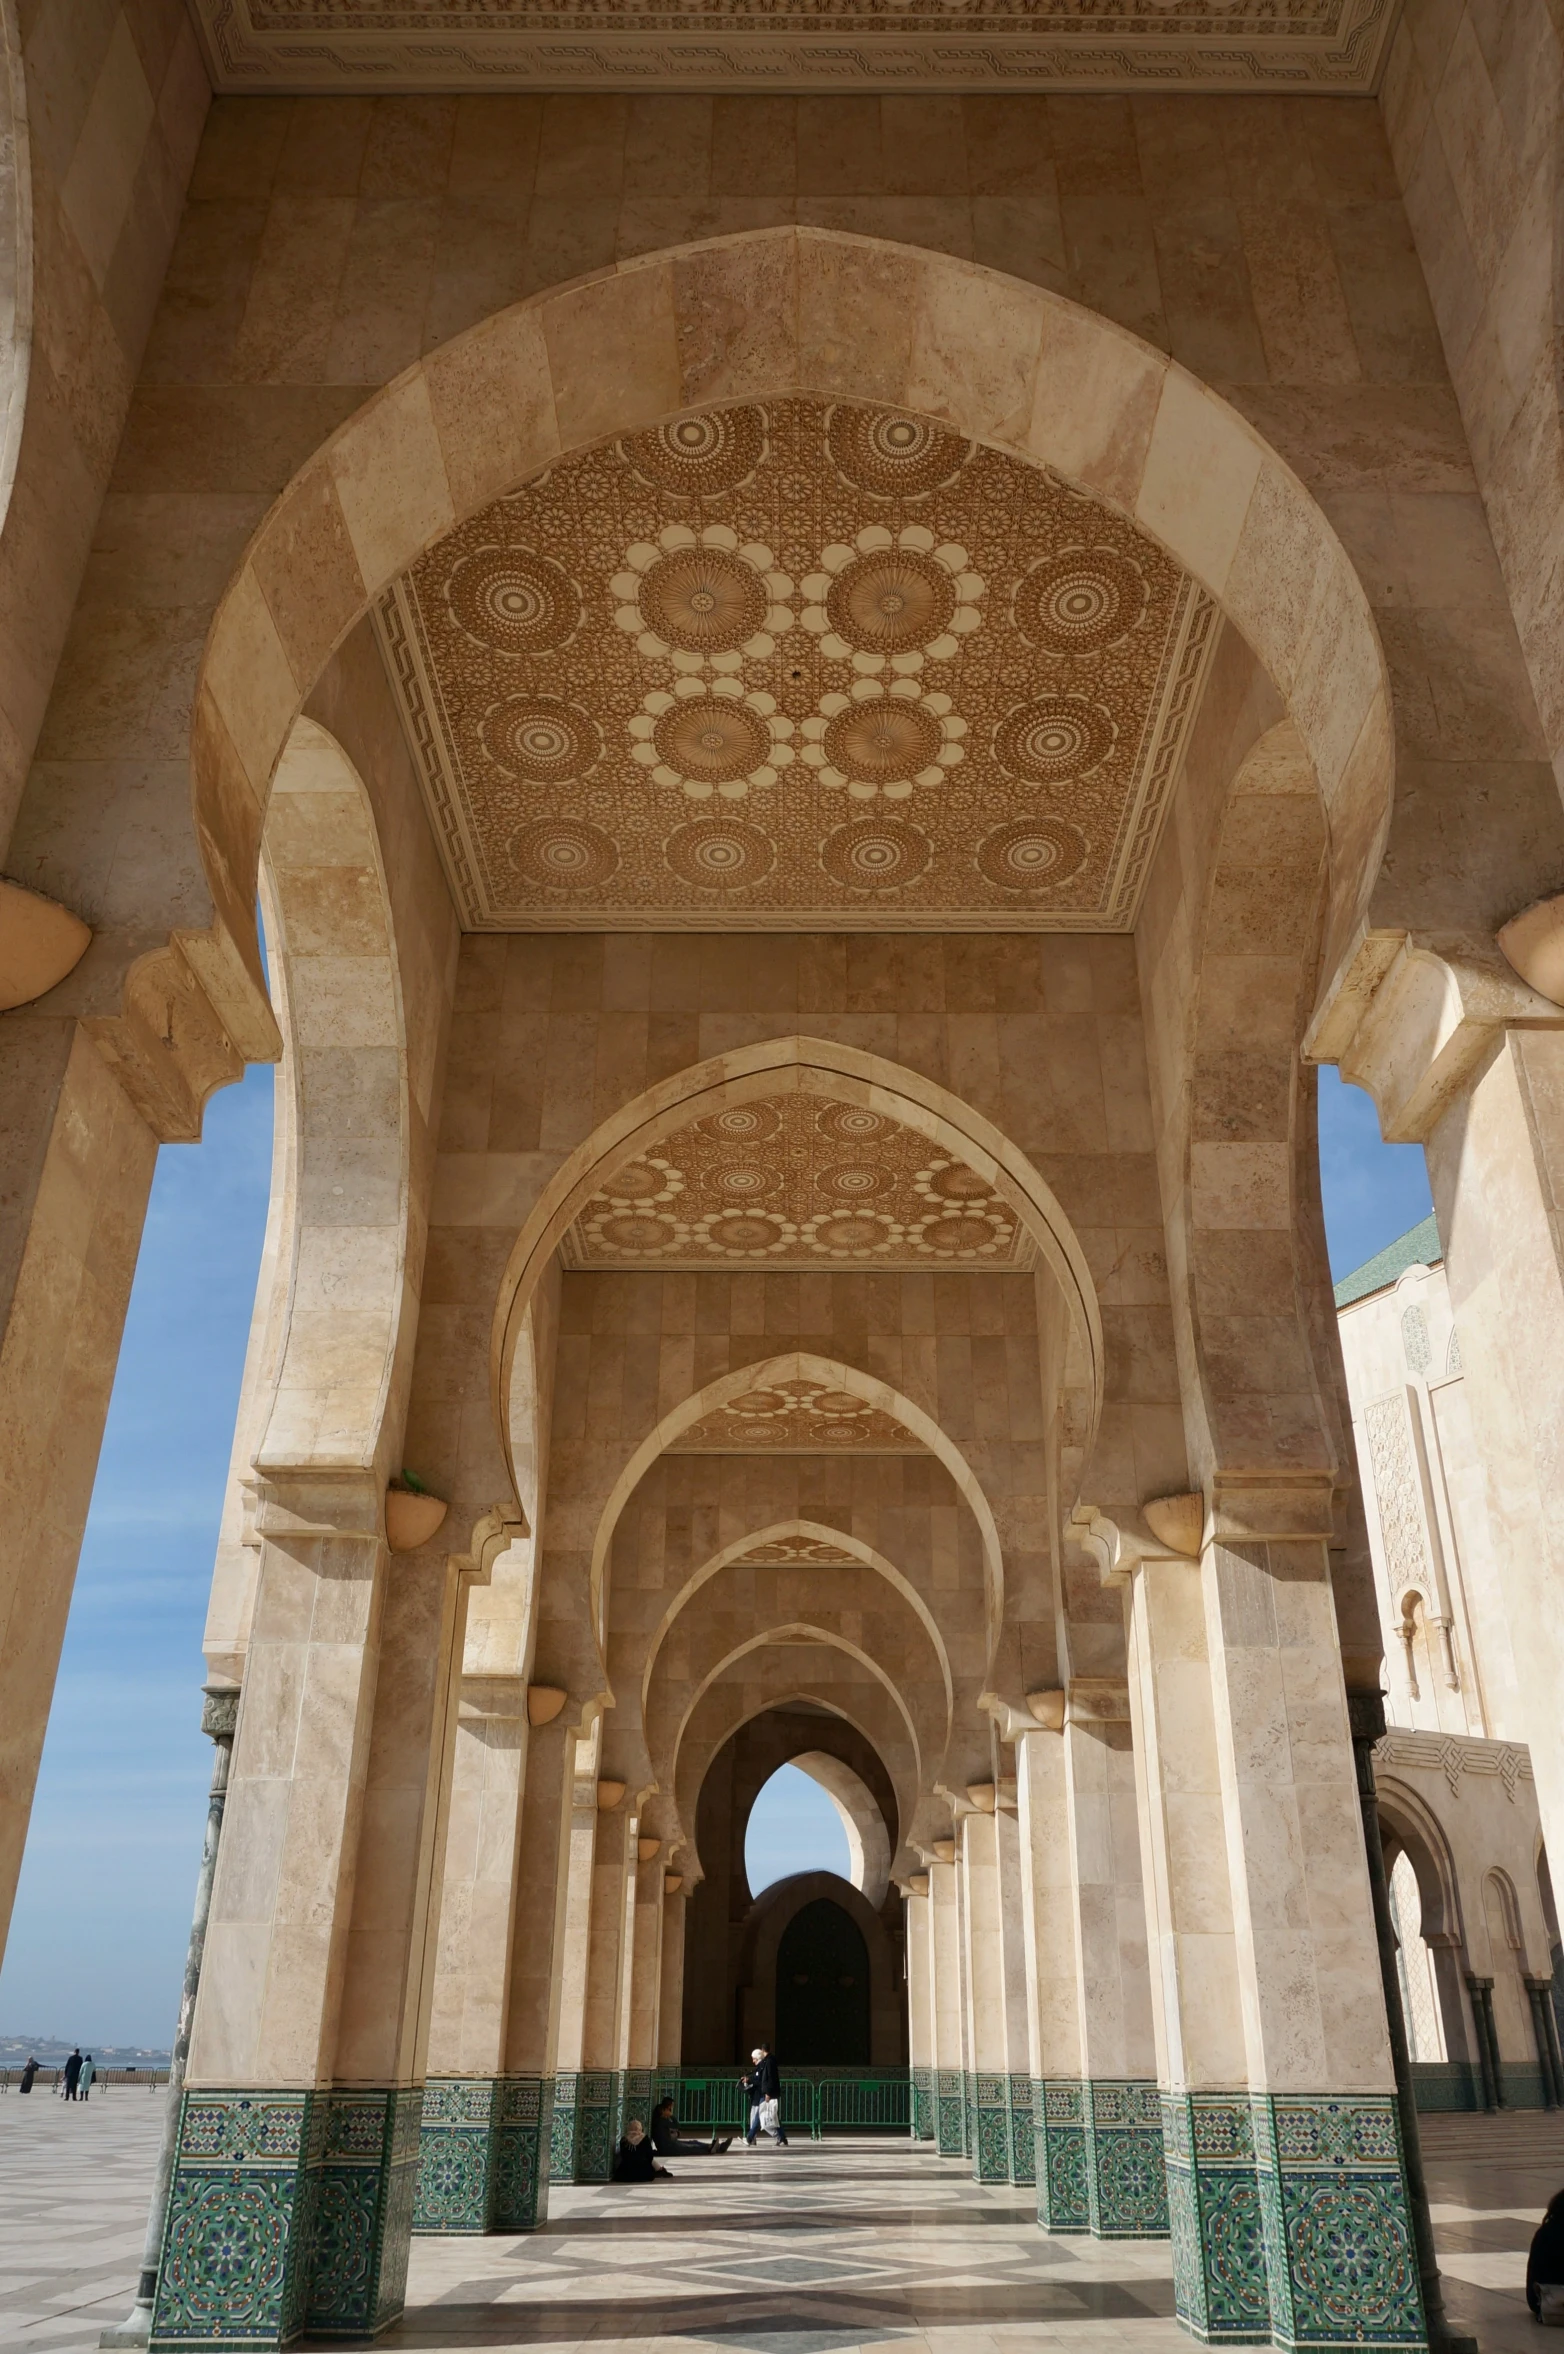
[{"left": 0, "top": 2035, "right": 171, "bottom": 2068}]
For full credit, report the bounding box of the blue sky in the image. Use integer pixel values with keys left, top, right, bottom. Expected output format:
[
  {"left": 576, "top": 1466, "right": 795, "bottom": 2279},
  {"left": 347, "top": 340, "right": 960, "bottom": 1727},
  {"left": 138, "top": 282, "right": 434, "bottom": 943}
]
[{"left": 0, "top": 1060, "right": 1433, "bottom": 2049}]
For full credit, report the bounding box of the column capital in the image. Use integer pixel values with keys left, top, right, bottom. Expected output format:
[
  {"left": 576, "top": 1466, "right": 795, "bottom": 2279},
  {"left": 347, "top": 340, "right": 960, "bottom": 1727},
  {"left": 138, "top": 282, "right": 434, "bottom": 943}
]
[{"left": 1306, "top": 924, "right": 1564, "bottom": 1144}]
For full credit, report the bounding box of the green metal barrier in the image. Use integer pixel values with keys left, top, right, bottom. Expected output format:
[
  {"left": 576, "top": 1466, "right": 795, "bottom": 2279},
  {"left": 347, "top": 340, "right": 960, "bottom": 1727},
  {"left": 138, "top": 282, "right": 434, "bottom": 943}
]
[{"left": 660, "top": 2068, "right": 912, "bottom": 2141}]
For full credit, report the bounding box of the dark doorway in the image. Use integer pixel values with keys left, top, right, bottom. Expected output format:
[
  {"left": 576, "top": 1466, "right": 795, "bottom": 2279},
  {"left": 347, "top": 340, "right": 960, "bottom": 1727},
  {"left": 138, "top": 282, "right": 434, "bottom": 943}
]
[{"left": 775, "top": 1896, "right": 871, "bottom": 2064}]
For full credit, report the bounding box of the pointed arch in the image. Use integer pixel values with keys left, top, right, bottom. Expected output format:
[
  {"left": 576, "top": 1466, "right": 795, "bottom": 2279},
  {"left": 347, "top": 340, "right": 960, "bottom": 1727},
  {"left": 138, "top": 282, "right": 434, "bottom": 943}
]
[
  {"left": 587, "top": 1349, "right": 1004, "bottom": 1649},
  {"left": 639, "top": 1517, "right": 955, "bottom": 1725}
]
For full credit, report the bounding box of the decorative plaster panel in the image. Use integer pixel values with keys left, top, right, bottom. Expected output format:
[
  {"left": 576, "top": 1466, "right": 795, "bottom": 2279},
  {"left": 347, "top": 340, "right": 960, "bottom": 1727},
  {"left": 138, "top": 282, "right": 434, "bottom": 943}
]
[
  {"left": 735, "top": 1535, "right": 860, "bottom": 1565},
  {"left": 670, "top": 1375, "right": 923, "bottom": 1453},
  {"left": 192, "top": 0, "right": 1400, "bottom": 94},
  {"left": 377, "top": 399, "right": 1216, "bottom": 930},
  {"left": 560, "top": 1089, "right": 1033, "bottom": 1270}
]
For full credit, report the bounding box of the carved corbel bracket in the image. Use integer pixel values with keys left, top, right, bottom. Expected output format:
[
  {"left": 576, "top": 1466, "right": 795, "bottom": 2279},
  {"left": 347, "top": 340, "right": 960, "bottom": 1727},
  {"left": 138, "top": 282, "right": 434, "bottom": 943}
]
[
  {"left": 1306, "top": 924, "right": 1564, "bottom": 1145},
  {"left": 450, "top": 1502, "right": 528, "bottom": 1586},
  {"left": 1067, "top": 1503, "right": 1189, "bottom": 1589}
]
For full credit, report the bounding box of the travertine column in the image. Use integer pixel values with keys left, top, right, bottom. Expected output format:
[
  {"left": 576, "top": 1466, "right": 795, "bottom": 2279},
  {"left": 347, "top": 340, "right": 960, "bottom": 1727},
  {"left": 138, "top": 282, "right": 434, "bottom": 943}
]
[
  {"left": 905, "top": 1879, "right": 935, "bottom": 2139},
  {"left": 959, "top": 1806, "right": 1011, "bottom": 2180},
  {"left": 497, "top": 1712, "right": 580, "bottom": 2228},
  {"left": 622, "top": 1850, "right": 665, "bottom": 2129},
  {"left": 1014, "top": 1724, "right": 1087, "bottom": 2230},
  {"left": 156, "top": 1472, "right": 463, "bottom": 2348},
  {"left": 577, "top": 1797, "right": 632, "bottom": 2177},
  {"left": 1201, "top": 1487, "right": 1420, "bottom": 2354},
  {"left": 657, "top": 1886, "right": 686, "bottom": 2068},
  {"left": 995, "top": 1800, "right": 1036, "bottom": 2185},
  {"left": 1064, "top": 1686, "right": 1165, "bottom": 2239},
  {"left": 548, "top": 1761, "right": 605, "bottom": 2183},
  {"left": 1124, "top": 1543, "right": 1260, "bottom": 2344},
  {"left": 0, "top": 1030, "right": 157, "bottom": 1961},
  {"left": 929, "top": 1850, "right": 966, "bottom": 2153}
]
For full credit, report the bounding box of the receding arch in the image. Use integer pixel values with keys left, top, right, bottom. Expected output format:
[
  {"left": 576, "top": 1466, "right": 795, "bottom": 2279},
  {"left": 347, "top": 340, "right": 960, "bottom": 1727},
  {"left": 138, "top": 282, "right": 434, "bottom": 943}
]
[
  {"left": 588, "top": 1349, "right": 1006, "bottom": 1650},
  {"left": 672, "top": 1626, "right": 924, "bottom": 1787},
  {"left": 639, "top": 1518, "right": 955, "bottom": 1728},
  {"left": 166, "top": 228, "right": 1393, "bottom": 1154},
  {"left": 494, "top": 1040, "right": 1102, "bottom": 1479}
]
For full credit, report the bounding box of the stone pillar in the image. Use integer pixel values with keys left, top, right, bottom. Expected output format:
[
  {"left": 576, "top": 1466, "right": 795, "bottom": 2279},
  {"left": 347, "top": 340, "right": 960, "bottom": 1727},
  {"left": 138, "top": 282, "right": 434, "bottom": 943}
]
[
  {"left": 958, "top": 1805, "right": 1011, "bottom": 2181},
  {"left": 906, "top": 1879, "right": 935, "bottom": 2140},
  {"left": 1063, "top": 1683, "right": 1166, "bottom": 2240},
  {"left": 928, "top": 1850, "right": 966, "bottom": 2154},
  {"left": 620, "top": 1849, "right": 664, "bottom": 2134},
  {"left": 657, "top": 1884, "right": 686, "bottom": 2069},
  {"left": 1202, "top": 1492, "right": 1424, "bottom": 2354},
  {"left": 151, "top": 1472, "right": 464, "bottom": 2350},
  {"left": 548, "top": 1761, "right": 613, "bottom": 2184},
  {"left": 491, "top": 1711, "right": 578, "bottom": 2231},
  {"left": 0, "top": 1028, "right": 159, "bottom": 1961},
  {"left": 1014, "top": 1723, "right": 1088, "bottom": 2232},
  {"left": 994, "top": 1800, "right": 1036, "bottom": 2185},
  {"left": 577, "top": 1797, "right": 631, "bottom": 2176},
  {"left": 413, "top": 1676, "right": 529, "bottom": 2235},
  {"left": 1121, "top": 1539, "right": 1265, "bottom": 2345}
]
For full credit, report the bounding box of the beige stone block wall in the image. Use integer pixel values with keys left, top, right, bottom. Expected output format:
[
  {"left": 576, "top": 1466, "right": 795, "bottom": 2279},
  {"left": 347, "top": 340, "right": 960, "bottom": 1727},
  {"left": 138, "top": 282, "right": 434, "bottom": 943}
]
[{"left": 1383, "top": 0, "right": 1564, "bottom": 806}]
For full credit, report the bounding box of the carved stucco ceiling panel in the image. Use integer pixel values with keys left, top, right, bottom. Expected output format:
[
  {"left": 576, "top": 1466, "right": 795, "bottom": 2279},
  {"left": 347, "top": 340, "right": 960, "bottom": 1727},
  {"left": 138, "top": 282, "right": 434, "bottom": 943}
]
[
  {"left": 195, "top": 0, "right": 1399, "bottom": 93},
  {"left": 560, "top": 1088, "right": 1033, "bottom": 1271},
  {"left": 671, "top": 1377, "right": 923, "bottom": 1453},
  {"left": 378, "top": 398, "right": 1217, "bottom": 930},
  {"left": 734, "top": 1535, "right": 861, "bottom": 1565}
]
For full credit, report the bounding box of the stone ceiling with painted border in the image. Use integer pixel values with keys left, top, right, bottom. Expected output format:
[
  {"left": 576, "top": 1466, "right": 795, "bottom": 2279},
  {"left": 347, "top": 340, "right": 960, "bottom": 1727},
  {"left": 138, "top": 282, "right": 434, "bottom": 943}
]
[
  {"left": 559, "top": 1090, "right": 1035, "bottom": 1272},
  {"left": 670, "top": 1377, "right": 924, "bottom": 1453},
  {"left": 378, "top": 398, "right": 1216, "bottom": 932},
  {"left": 194, "top": 0, "right": 1397, "bottom": 93}
]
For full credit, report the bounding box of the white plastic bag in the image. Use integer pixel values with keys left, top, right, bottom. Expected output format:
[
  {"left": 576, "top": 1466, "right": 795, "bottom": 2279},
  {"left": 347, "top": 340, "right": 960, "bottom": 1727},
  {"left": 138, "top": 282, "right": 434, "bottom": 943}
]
[{"left": 759, "top": 2095, "right": 780, "bottom": 2133}]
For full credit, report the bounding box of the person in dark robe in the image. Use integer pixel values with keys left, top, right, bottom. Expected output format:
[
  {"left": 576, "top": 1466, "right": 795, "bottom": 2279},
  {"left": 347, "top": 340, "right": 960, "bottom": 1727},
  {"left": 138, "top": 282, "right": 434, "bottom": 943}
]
[
  {"left": 611, "top": 2119, "right": 671, "bottom": 2182},
  {"left": 1528, "top": 2189, "right": 1564, "bottom": 2317},
  {"left": 650, "top": 2096, "right": 732, "bottom": 2155},
  {"left": 18, "top": 2057, "right": 37, "bottom": 2094},
  {"left": 61, "top": 2049, "right": 82, "bottom": 2102}
]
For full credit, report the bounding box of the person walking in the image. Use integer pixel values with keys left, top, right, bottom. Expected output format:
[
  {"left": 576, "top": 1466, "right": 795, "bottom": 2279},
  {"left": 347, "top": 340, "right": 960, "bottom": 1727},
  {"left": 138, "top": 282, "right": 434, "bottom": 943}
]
[
  {"left": 741, "top": 2046, "right": 787, "bottom": 2146},
  {"left": 650, "top": 2096, "right": 732, "bottom": 2156},
  {"left": 77, "top": 2054, "right": 96, "bottom": 2102},
  {"left": 62, "top": 2048, "right": 82, "bottom": 2102},
  {"left": 18, "top": 2056, "right": 37, "bottom": 2094}
]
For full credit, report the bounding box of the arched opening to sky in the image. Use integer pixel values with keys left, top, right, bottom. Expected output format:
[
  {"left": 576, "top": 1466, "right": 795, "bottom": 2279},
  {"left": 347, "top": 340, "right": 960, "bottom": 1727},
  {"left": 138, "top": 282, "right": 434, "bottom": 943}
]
[
  {"left": 745, "top": 1765, "right": 853, "bottom": 1896},
  {"left": 0, "top": 1058, "right": 1433, "bottom": 2050}
]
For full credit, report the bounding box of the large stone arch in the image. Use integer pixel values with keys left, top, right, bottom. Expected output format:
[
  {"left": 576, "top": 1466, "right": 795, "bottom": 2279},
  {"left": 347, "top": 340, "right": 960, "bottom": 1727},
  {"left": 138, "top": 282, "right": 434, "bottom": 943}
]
[
  {"left": 789, "top": 1753, "right": 894, "bottom": 1911},
  {"left": 493, "top": 1036, "right": 1103, "bottom": 1478},
  {"left": 737, "top": 1870, "right": 904, "bottom": 2067},
  {"left": 124, "top": 228, "right": 1391, "bottom": 1152}
]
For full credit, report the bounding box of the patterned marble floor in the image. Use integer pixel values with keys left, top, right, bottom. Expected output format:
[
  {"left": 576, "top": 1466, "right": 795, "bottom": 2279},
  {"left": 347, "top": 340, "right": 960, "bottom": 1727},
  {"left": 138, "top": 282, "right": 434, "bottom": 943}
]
[{"left": 0, "top": 2094, "right": 1560, "bottom": 2354}]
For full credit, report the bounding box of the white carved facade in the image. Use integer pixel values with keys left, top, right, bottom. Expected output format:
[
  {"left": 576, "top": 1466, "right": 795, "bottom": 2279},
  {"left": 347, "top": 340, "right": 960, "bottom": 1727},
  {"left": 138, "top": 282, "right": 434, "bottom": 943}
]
[{"left": 1339, "top": 1224, "right": 1561, "bottom": 2102}]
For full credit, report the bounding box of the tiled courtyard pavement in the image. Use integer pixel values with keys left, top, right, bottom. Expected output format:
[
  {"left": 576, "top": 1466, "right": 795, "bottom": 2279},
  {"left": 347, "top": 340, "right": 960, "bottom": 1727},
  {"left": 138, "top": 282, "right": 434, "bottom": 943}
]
[{"left": 1, "top": 2092, "right": 1560, "bottom": 2354}]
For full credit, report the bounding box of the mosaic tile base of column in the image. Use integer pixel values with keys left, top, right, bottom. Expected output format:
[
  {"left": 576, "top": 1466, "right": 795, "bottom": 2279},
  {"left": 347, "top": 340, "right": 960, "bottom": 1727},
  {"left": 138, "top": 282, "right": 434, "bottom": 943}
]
[
  {"left": 494, "top": 2077, "right": 551, "bottom": 2230},
  {"left": 935, "top": 2068, "right": 965, "bottom": 2155},
  {"left": 1005, "top": 2074, "right": 1036, "bottom": 2185},
  {"left": 1162, "top": 2093, "right": 1271, "bottom": 2345},
  {"left": 306, "top": 2087, "right": 422, "bottom": 2337},
  {"left": 1083, "top": 2080, "right": 1168, "bottom": 2238},
  {"left": 618, "top": 2068, "right": 652, "bottom": 2144},
  {"left": 150, "top": 2086, "right": 421, "bottom": 2349},
  {"left": 557, "top": 2069, "right": 614, "bottom": 2183},
  {"left": 970, "top": 2073, "right": 1012, "bottom": 2182},
  {"left": 1035, "top": 2079, "right": 1089, "bottom": 2233},
  {"left": 912, "top": 2066, "right": 934, "bottom": 2140},
  {"left": 414, "top": 2079, "right": 500, "bottom": 2233},
  {"left": 1251, "top": 2094, "right": 1427, "bottom": 2354}
]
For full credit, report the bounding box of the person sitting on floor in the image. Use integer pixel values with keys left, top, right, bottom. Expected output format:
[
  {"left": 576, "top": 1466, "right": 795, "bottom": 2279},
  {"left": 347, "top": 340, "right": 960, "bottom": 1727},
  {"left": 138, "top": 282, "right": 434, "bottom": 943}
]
[
  {"left": 611, "top": 2118, "right": 672, "bottom": 2183},
  {"left": 650, "top": 2096, "right": 733, "bottom": 2156},
  {"left": 1529, "top": 2188, "right": 1564, "bottom": 2318}
]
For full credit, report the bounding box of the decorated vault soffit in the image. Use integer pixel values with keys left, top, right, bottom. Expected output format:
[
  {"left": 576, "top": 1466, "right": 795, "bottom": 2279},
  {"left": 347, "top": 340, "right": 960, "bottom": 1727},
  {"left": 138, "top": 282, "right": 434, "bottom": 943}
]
[
  {"left": 193, "top": 0, "right": 1398, "bottom": 94},
  {"left": 733, "top": 1534, "right": 861, "bottom": 1565},
  {"left": 376, "top": 397, "right": 1217, "bottom": 932},
  {"left": 671, "top": 1376, "right": 923, "bottom": 1454},
  {"left": 560, "top": 1089, "right": 1035, "bottom": 1272}
]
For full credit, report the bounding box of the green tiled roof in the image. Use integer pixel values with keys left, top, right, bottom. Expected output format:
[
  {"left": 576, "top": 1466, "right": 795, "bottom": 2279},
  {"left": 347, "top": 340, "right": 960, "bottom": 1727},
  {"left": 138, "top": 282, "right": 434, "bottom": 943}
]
[{"left": 1333, "top": 1213, "right": 1442, "bottom": 1308}]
